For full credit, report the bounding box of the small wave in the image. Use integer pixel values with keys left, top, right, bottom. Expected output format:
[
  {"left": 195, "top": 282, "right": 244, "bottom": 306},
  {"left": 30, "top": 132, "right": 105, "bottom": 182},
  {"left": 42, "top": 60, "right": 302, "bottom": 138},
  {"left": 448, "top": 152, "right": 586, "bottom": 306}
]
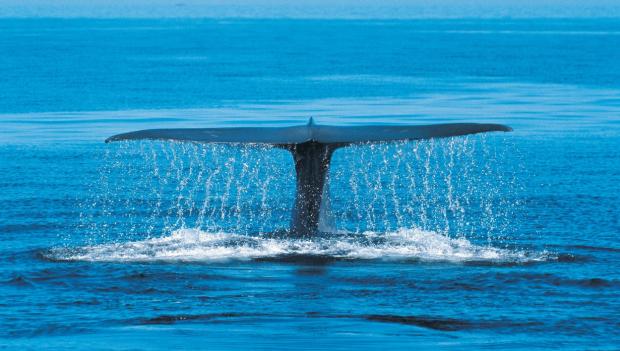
[
  {"left": 138, "top": 312, "right": 260, "bottom": 325},
  {"left": 4, "top": 275, "right": 34, "bottom": 287},
  {"left": 129, "top": 311, "right": 546, "bottom": 332},
  {"left": 363, "top": 314, "right": 472, "bottom": 331},
  {"left": 570, "top": 245, "right": 620, "bottom": 253},
  {"left": 502, "top": 273, "right": 619, "bottom": 289},
  {"left": 361, "top": 314, "right": 544, "bottom": 331},
  {"left": 44, "top": 228, "right": 550, "bottom": 264}
]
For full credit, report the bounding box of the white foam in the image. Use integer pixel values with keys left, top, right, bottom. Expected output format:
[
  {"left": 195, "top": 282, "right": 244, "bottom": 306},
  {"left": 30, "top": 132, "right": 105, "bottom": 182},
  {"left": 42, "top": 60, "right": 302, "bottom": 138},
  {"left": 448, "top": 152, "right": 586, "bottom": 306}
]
[{"left": 49, "top": 228, "right": 549, "bottom": 264}]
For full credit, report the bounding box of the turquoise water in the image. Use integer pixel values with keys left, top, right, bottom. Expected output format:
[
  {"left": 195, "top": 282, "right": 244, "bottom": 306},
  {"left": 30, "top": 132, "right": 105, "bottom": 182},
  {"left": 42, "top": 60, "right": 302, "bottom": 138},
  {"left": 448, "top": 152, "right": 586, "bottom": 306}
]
[{"left": 1, "top": 18, "right": 619, "bottom": 350}]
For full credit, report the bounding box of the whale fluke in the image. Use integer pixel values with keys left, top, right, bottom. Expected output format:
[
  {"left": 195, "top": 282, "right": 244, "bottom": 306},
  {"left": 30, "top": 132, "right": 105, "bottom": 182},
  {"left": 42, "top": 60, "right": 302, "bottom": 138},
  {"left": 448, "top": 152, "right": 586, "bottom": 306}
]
[
  {"left": 106, "top": 118, "right": 512, "bottom": 236},
  {"left": 106, "top": 118, "right": 511, "bottom": 145}
]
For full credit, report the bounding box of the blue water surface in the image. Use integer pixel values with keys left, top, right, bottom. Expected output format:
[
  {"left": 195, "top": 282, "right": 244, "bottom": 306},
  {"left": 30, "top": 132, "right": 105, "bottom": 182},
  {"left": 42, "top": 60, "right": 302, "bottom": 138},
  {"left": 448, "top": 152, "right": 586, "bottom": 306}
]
[{"left": 0, "top": 18, "right": 619, "bottom": 350}]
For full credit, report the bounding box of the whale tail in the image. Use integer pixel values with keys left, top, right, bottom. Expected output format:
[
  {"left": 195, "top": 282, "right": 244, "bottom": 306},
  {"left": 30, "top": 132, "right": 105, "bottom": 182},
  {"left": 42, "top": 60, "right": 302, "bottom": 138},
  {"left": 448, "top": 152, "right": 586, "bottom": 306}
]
[{"left": 106, "top": 118, "right": 511, "bottom": 236}]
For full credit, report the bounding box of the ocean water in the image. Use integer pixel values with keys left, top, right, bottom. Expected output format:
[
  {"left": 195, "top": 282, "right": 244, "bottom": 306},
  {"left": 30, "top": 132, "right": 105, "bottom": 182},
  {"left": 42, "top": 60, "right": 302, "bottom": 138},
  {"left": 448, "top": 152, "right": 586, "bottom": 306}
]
[{"left": 1, "top": 18, "right": 619, "bottom": 350}]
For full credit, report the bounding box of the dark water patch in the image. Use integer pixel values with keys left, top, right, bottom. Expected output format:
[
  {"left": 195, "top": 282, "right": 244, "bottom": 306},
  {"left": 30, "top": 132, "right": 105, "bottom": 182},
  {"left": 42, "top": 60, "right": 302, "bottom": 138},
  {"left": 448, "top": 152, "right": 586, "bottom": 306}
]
[
  {"left": 196, "top": 294, "right": 237, "bottom": 302},
  {"left": 361, "top": 314, "right": 544, "bottom": 332},
  {"left": 28, "top": 267, "right": 90, "bottom": 282},
  {"left": 6, "top": 324, "right": 93, "bottom": 338},
  {"left": 122, "top": 272, "right": 150, "bottom": 280},
  {"left": 340, "top": 270, "right": 620, "bottom": 296},
  {"left": 253, "top": 254, "right": 338, "bottom": 265},
  {"left": 119, "top": 271, "right": 235, "bottom": 282},
  {"left": 460, "top": 255, "right": 558, "bottom": 267},
  {"left": 119, "top": 271, "right": 192, "bottom": 282},
  {"left": 137, "top": 312, "right": 265, "bottom": 325},
  {"left": 93, "top": 285, "right": 172, "bottom": 295},
  {"left": 56, "top": 298, "right": 101, "bottom": 306},
  {"left": 554, "top": 253, "right": 591, "bottom": 263},
  {"left": 461, "top": 260, "right": 530, "bottom": 267},
  {"left": 577, "top": 278, "right": 615, "bottom": 288},
  {"left": 552, "top": 317, "right": 620, "bottom": 337},
  {"left": 496, "top": 272, "right": 619, "bottom": 289},
  {"left": 3, "top": 275, "right": 34, "bottom": 288},
  {"left": 477, "top": 250, "right": 592, "bottom": 265},
  {"left": 533, "top": 274, "right": 617, "bottom": 289},
  {"left": 0, "top": 223, "right": 65, "bottom": 234},
  {"left": 295, "top": 266, "right": 329, "bottom": 276},
  {"left": 363, "top": 314, "right": 472, "bottom": 331},
  {"left": 344, "top": 288, "right": 387, "bottom": 298},
  {"left": 439, "top": 281, "right": 486, "bottom": 292},
  {"left": 339, "top": 276, "right": 401, "bottom": 286},
  {"left": 3, "top": 249, "right": 47, "bottom": 264},
  {"left": 570, "top": 245, "right": 620, "bottom": 253}
]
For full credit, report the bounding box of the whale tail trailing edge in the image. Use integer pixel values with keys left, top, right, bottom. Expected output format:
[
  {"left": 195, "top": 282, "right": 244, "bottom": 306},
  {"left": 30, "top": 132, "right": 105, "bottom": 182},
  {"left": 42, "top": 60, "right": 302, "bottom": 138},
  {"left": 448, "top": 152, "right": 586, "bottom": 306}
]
[
  {"left": 105, "top": 117, "right": 511, "bottom": 146},
  {"left": 106, "top": 118, "right": 512, "bottom": 236}
]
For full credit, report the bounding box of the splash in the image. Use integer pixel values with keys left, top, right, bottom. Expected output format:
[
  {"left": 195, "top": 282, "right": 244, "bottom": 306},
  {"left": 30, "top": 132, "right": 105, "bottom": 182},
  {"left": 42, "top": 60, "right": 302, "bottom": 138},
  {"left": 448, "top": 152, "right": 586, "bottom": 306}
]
[
  {"left": 65, "top": 134, "right": 527, "bottom": 263},
  {"left": 47, "top": 228, "right": 547, "bottom": 264},
  {"left": 74, "top": 135, "right": 522, "bottom": 244}
]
